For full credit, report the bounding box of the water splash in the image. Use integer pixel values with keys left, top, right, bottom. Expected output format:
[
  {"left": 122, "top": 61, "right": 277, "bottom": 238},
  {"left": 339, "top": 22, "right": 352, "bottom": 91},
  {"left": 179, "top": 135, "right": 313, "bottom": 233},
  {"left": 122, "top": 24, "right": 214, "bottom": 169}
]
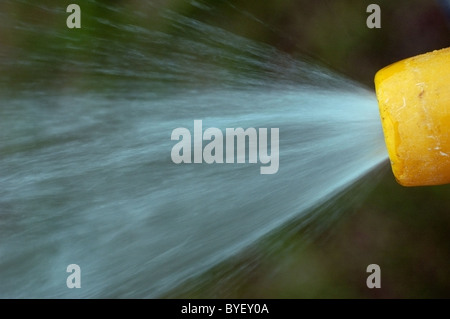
[{"left": 0, "top": 1, "right": 387, "bottom": 297}]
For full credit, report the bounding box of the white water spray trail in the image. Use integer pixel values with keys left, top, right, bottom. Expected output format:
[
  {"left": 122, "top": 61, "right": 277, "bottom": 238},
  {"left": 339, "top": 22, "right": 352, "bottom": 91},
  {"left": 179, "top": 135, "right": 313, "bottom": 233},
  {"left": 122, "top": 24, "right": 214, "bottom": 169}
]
[{"left": 0, "top": 1, "right": 388, "bottom": 297}]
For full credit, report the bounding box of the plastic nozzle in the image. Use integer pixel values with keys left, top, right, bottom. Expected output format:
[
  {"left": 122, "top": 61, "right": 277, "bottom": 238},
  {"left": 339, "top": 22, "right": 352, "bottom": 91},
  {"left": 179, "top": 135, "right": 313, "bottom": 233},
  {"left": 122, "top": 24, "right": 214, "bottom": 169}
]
[{"left": 375, "top": 47, "right": 450, "bottom": 186}]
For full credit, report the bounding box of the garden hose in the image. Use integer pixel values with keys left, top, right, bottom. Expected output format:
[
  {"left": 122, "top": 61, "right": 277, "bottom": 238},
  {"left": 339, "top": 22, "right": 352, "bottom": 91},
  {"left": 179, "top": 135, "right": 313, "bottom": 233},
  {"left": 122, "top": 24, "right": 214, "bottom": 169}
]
[{"left": 375, "top": 47, "right": 450, "bottom": 186}]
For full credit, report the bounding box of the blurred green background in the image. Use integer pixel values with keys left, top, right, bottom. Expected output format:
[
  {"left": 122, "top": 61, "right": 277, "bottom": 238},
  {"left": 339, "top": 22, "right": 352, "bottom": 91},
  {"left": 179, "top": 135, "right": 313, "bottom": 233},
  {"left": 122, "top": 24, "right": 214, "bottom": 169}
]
[{"left": 2, "top": 0, "right": 450, "bottom": 298}]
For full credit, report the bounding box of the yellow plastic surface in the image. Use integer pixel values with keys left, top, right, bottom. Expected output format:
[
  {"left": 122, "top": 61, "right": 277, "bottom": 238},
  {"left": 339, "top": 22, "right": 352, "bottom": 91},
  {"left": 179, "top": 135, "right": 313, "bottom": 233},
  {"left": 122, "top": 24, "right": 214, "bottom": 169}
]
[{"left": 375, "top": 47, "right": 450, "bottom": 186}]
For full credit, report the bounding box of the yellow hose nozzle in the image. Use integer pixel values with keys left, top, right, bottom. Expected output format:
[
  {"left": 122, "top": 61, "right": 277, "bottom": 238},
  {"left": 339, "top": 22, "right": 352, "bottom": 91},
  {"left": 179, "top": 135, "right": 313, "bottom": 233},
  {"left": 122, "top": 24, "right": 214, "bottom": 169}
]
[{"left": 375, "top": 47, "right": 450, "bottom": 186}]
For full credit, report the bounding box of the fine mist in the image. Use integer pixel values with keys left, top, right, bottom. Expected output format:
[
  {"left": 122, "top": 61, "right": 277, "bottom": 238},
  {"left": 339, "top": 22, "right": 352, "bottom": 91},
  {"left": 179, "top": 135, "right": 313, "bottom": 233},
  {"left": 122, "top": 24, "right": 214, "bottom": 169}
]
[{"left": 0, "top": 1, "right": 388, "bottom": 298}]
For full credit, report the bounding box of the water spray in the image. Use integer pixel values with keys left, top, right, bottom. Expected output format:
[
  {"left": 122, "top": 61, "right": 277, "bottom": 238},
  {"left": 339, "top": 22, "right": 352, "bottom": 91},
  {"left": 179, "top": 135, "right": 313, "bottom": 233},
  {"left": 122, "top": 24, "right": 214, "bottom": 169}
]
[
  {"left": 2, "top": 0, "right": 448, "bottom": 299},
  {"left": 375, "top": 47, "right": 450, "bottom": 186}
]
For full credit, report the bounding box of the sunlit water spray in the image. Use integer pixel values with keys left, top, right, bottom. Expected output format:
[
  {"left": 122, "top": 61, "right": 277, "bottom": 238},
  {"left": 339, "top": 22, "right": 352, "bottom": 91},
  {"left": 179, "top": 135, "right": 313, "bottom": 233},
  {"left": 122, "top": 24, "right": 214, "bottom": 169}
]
[{"left": 0, "top": 1, "right": 387, "bottom": 297}]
